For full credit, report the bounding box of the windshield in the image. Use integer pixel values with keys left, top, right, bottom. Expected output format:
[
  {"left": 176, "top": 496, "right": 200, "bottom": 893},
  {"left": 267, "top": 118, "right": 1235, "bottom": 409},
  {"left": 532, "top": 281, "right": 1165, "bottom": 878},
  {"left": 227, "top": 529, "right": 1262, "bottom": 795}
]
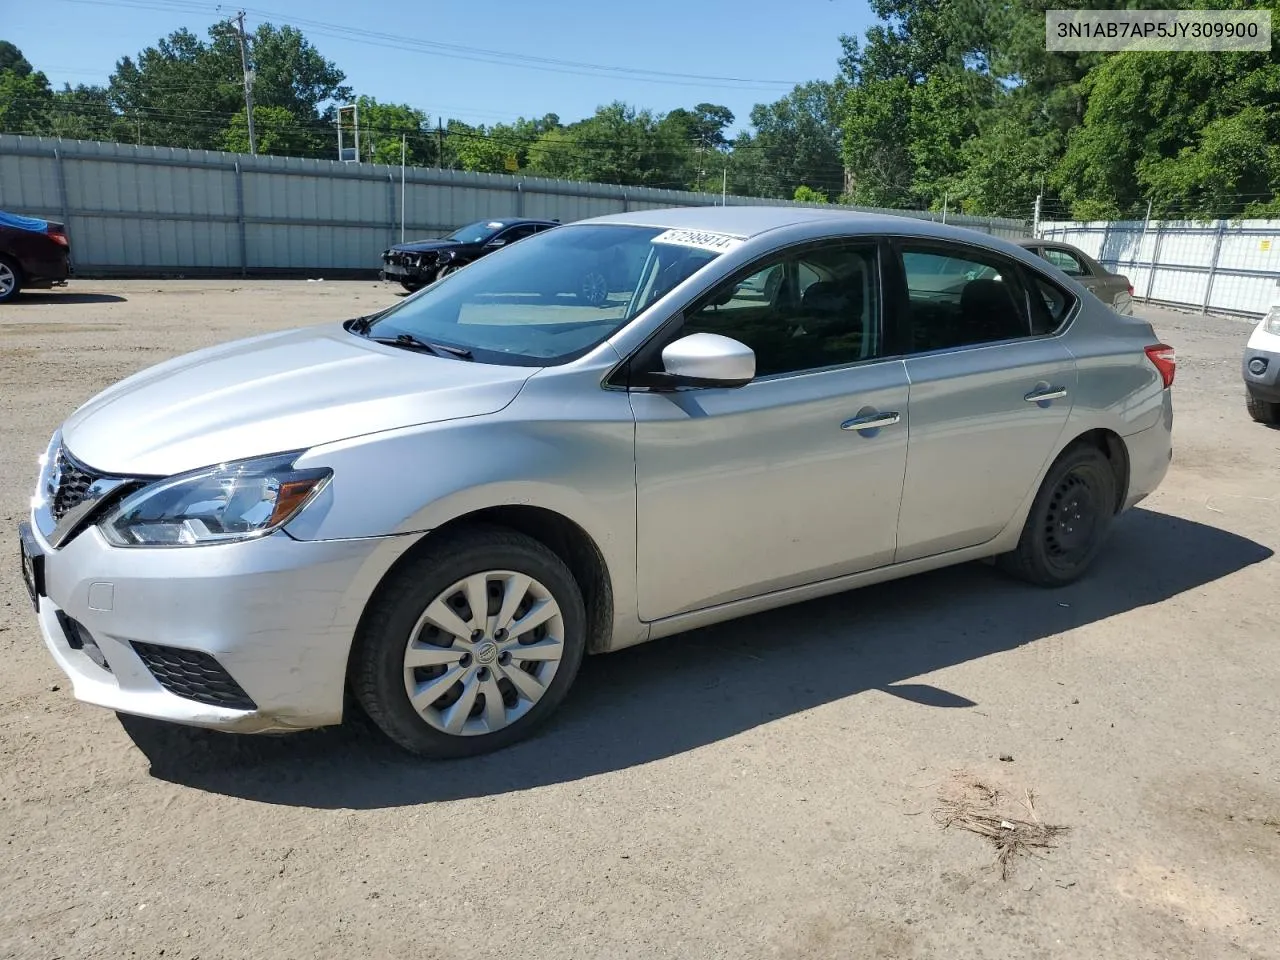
[
  {"left": 359, "top": 224, "right": 730, "bottom": 365},
  {"left": 446, "top": 220, "right": 509, "bottom": 244}
]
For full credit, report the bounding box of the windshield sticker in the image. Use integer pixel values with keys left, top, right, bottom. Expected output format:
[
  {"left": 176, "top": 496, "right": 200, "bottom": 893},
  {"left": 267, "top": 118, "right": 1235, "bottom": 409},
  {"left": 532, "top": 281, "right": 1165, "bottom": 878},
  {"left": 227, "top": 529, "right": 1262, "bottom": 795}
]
[{"left": 651, "top": 228, "right": 745, "bottom": 253}]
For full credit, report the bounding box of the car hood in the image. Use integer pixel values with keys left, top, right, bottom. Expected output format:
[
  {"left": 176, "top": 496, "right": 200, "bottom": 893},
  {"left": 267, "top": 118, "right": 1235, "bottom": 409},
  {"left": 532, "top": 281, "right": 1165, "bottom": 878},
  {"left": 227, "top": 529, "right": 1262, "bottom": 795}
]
[
  {"left": 390, "top": 239, "right": 466, "bottom": 254},
  {"left": 61, "top": 324, "right": 537, "bottom": 476}
]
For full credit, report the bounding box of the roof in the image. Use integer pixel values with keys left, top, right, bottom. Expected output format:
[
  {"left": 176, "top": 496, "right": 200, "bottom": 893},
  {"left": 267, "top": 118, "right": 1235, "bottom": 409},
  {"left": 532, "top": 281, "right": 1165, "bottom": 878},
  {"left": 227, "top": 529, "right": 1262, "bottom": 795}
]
[
  {"left": 578, "top": 205, "right": 1022, "bottom": 249},
  {"left": 581, "top": 205, "right": 886, "bottom": 239}
]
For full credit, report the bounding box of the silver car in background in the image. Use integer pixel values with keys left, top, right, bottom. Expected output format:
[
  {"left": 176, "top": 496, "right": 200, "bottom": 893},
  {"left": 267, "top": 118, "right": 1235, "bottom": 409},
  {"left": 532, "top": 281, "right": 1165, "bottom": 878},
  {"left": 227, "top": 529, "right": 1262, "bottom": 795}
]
[{"left": 19, "top": 207, "right": 1175, "bottom": 758}]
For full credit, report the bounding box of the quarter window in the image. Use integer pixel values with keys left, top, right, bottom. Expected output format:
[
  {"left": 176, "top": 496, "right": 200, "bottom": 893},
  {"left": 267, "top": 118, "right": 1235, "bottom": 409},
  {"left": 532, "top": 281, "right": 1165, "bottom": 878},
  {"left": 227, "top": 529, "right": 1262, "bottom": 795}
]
[
  {"left": 1029, "top": 276, "right": 1075, "bottom": 334},
  {"left": 681, "top": 242, "right": 881, "bottom": 376},
  {"left": 898, "top": 245, "right": 1033, "bottom": 352}
]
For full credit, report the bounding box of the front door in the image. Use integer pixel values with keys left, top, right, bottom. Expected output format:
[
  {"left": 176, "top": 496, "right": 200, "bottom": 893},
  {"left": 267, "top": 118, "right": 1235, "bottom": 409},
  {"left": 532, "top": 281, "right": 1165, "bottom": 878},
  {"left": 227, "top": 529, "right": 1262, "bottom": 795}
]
[
  {"left": 629, "top": 239, "right": 911, "bottom": 621},
  {"left": 891, "top": 241, "right": 1077, "bottom": 562}
]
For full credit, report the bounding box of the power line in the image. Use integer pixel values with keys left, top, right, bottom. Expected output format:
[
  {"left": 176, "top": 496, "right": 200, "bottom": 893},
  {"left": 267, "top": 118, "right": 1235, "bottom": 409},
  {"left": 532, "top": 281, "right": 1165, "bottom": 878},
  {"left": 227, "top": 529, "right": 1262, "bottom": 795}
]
[{"left": 47, "top": 0, "right": 804, "bottom": 89}]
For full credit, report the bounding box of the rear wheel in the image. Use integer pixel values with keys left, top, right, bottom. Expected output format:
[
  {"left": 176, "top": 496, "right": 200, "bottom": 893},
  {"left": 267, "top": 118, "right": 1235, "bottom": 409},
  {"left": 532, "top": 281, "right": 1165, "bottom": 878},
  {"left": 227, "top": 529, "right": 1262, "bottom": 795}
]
[
  {"left": 1246, "top": 392, "right": 1280, "bottom": 425},
  {"left": 998, "top": 443, "right": 1117, "bottom": 587},
  {"left": 0, "top": 257, "right": 22, "bottom": 304},
  {"left": 351, "top": 525, "right": 587, "bottom": 758}
]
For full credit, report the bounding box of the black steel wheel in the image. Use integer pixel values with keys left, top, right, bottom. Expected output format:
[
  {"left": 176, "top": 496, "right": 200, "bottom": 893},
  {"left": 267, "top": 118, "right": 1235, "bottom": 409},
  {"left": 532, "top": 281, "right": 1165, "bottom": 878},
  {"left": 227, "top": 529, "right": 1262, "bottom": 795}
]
[{"left": 998, "top": 443, "right": 1118, "bottom": 587}]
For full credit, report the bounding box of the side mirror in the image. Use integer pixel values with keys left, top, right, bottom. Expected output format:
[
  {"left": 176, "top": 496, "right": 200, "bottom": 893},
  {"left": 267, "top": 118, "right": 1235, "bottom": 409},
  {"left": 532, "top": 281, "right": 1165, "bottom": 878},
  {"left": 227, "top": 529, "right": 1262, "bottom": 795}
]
[{"left": 658, "top": 333, "right": 755, "bottom": 388}]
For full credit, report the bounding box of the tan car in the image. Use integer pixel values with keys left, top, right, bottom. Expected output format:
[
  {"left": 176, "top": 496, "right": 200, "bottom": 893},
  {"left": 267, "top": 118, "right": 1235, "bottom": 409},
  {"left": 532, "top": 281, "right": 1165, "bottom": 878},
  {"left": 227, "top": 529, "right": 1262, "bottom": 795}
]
[{"left": 1018, "top": 238, "right": 1134, "bottom": 315}]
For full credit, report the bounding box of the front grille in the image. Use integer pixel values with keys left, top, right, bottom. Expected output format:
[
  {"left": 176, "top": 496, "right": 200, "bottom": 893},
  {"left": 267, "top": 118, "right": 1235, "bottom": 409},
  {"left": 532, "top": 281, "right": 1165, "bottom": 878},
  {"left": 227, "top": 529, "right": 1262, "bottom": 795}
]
[
  {"left": 131, "top": 642, "right": 257, "bottom": 711},
  {"left": 50, "top": 448, "right": 100, "bottom": 521}
]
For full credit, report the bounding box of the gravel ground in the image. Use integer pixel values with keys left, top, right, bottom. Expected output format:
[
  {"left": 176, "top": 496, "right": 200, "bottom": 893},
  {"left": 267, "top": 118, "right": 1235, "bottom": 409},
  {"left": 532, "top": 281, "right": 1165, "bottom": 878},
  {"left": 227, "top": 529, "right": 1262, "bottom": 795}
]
[{"left": 1, "top": 281, "right": 1278, "bottom": 960}]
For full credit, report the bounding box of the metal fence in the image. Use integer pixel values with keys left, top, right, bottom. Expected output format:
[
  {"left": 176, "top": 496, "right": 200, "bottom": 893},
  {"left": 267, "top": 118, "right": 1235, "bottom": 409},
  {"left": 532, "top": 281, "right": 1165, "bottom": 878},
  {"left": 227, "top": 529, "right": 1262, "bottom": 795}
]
[
  {"left": 1039, "top": 217, "right": 1280, "bottom": 318},
  {"left": 0, "top": 135, "right": 1029, "bottom": 277}
]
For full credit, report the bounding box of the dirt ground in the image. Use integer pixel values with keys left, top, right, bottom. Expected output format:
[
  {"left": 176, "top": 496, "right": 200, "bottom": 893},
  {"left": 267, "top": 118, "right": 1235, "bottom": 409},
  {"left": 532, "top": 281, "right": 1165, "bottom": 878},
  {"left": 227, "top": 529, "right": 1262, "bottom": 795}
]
[{"left": 1, "top": 280, "right": 1278, "bottom": 960}]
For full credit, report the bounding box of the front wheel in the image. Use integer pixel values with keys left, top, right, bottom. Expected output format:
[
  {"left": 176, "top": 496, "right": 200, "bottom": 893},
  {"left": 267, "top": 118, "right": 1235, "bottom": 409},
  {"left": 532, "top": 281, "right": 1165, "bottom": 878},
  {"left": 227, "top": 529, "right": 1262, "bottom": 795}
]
[
  {"left": 1246, "top": 392, "right": 1280, "bottom": 425},
  {"left": 998, "top": 443, "right": 1118, "bottom": 587},
  {"left": 351, "top": 525, "right": 587, "bottom": 758},
  {"left": 399, "top": 279, "right": 423, "bottom": 293}
]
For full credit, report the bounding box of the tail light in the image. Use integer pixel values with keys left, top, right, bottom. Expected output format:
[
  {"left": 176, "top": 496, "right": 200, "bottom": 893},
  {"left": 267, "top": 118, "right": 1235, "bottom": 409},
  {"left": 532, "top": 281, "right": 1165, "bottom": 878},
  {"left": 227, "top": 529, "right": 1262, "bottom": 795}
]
[
  {"left": 1145, "top": 343, "right": 1176, "bottom": 388},
  {"left": 47, "top": 225, "right": 69, "bottom": 247}
]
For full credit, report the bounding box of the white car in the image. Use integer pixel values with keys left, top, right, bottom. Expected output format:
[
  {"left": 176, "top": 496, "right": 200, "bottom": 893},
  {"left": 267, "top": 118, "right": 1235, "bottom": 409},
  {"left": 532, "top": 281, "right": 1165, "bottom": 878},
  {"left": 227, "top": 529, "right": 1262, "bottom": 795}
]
[{"left": 1244, "top": 300, "right": 1280, "bottom": 425}]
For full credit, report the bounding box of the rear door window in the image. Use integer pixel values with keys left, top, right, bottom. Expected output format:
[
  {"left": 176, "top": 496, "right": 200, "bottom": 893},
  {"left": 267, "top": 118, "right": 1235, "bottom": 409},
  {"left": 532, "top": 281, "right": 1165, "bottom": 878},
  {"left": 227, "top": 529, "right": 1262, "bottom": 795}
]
[
  {"left": 898, "top": 244, "right": 1032, "bottom": 352},
  {"left": 1042, "top": 247, "right": 1087, "bottom": 276}
]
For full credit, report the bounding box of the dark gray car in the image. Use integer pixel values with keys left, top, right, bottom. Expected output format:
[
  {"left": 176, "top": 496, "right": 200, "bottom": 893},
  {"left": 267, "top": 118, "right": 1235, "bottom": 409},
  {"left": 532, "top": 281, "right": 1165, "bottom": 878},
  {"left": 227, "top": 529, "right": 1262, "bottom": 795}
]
[{"left": 1018, "top": 238, "right": 1134, "bottom": 315}]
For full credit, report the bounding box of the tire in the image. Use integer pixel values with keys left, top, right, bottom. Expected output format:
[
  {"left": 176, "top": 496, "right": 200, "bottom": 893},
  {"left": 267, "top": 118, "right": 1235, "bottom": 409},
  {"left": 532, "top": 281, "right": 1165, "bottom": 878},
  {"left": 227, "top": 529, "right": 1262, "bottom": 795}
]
[
  {"left": 399, "top": 279, "right": 422, "bottom": 293},
  {"left": 351, "top": 524, "right": 587, "bottom": 758},
  {"left": 998, "top": 443, "right": 1118, "bottom": 587},
  {"left": 0, "top": 256, "right": 22, "bottom": 304},
  {"left": 578, "top": 270, "right": 609, "bottom": 307},
  {"left": 1246, "top": 392, "right": 1280, "bottom": 425},
  {"left": 435, "top": 264, "right": 458, "bottom": 282}
]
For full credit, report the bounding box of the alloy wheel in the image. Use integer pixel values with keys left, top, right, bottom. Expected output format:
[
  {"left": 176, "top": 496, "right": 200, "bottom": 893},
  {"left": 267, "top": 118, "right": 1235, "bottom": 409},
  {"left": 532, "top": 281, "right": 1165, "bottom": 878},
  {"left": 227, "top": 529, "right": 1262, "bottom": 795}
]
[
  {"left": 402, "top": 570, "right": 565, "bottom": 736},
  {"left": 580, "top": 270, "right": 608, "bottom": 306},
  {"left": 0, "top": 262, "right": 15, "bottom": 298}
]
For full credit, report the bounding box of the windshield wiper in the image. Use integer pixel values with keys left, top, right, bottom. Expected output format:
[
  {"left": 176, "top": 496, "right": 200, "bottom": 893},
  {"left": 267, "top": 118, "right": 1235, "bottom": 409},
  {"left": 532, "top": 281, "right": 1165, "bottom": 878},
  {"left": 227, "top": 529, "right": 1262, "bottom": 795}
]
[
  {"left": 368, "top": 333, "right": 473, "bottom": 360},
  {"left": 348, "top": 314, "right": 376, "bottom": 333}
]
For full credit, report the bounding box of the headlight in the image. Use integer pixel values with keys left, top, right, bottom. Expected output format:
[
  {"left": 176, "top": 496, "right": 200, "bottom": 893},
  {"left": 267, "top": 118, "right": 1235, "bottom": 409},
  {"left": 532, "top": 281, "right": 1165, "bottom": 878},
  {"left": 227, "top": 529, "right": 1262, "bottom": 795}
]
[
  {"left": 100, "top": 452, "right": 331, "bottom": 547},
  {"left": 1265, "top": 305, "right": 1280, "bottom": 336}
]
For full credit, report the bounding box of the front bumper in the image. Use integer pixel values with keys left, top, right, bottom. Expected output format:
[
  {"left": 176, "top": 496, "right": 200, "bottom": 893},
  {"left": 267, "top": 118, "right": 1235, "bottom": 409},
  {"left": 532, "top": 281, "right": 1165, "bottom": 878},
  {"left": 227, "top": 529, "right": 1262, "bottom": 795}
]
[
  {"left": 23, "top": 518, "right": 415, "bottom": 733},
  {"left": 1243, "top": 346, "right": 1280, "bottom": 403},
  {"left": 380, "top": 257, "right": 439, "bottom": 284}
]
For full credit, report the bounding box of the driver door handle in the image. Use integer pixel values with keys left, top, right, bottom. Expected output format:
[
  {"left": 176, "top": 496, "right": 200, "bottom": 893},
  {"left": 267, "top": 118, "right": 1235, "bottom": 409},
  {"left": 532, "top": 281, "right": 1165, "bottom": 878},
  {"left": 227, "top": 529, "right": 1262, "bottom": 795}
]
[
  {"left": 841, "top": 411, "right": 901, "bottom": 431},
  {"left": 1024, "top": 386, "right": 1068, "bottom": 403}
]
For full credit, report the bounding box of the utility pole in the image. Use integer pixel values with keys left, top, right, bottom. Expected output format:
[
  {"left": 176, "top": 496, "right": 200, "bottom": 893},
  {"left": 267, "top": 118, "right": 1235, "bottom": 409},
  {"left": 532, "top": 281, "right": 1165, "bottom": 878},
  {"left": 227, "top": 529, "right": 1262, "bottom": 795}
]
[
  {"left": 721, "top": 165, "right": 727, "bottom": 206},
  {"left": 400, "top": 133, "right": 407, "bottom": 243},
  {"left": 942, "top": 192, "right": 949, "bottom": 224},
  {"left": 234, "top": 11, "right": 256, "bottom": 156},
  {"left": 437, "top": 118, "right": 444, "bottom": 169},
  {"left": 1032, "top": 193, "right": 1042, "bottom": 238}
]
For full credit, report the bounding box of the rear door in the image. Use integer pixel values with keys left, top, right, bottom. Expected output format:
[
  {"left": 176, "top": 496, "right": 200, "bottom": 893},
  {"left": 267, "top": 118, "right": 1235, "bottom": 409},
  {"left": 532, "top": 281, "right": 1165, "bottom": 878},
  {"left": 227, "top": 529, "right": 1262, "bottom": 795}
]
[{"left": 891, "top": 240, "right": 1077, "bottom": 563}]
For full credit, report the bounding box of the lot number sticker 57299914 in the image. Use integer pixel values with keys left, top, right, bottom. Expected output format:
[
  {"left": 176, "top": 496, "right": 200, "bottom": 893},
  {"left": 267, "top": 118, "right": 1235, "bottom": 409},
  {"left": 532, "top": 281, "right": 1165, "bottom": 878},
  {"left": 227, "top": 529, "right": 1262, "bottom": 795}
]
[{"left": 651, "top": 229, "right": 745, "bottom": 254}]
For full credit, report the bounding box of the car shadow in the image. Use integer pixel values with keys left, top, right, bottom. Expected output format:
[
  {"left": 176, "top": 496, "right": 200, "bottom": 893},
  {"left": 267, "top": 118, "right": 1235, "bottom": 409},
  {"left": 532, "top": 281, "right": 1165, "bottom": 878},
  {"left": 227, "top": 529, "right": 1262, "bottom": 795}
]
[
  {"left": 17, "top": 292, "right": 127, "bottom": 304},
  {"left": 120, "top": 508, "right": 1272, "bottom": 808}
]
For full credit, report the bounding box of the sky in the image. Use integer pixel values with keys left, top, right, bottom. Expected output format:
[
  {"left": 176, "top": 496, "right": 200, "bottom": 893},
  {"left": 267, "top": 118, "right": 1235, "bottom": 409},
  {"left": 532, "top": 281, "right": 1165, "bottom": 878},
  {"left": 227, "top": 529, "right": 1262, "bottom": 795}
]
[{"left": 7, "top": 0, "right": 874, "bottom": 135}]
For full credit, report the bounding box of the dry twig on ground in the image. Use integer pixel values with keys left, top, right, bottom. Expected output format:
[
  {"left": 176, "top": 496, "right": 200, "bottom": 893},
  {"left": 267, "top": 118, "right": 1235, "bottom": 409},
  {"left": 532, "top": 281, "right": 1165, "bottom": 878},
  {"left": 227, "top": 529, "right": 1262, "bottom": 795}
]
[{"left": 933, "top": 774, "right": 1069, "bottom": 880}]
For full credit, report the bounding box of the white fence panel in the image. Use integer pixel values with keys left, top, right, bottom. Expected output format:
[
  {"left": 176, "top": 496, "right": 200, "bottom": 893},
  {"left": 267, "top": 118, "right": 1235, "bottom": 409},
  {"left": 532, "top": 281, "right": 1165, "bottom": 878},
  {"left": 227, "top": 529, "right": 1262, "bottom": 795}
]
[{"left": 1041, "top": 217, "right": 1280, "bottom": 317}]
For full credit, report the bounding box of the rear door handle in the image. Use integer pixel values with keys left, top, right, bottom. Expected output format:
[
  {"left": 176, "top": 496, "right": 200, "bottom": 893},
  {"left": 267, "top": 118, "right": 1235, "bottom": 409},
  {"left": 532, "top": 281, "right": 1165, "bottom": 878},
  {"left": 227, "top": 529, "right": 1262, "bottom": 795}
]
[
  {"left": 1024, "top": 386, "right": 1068, "bottom": 403},
  {"left": 841, "top": 411, "right": 901, "bottom": 431}
]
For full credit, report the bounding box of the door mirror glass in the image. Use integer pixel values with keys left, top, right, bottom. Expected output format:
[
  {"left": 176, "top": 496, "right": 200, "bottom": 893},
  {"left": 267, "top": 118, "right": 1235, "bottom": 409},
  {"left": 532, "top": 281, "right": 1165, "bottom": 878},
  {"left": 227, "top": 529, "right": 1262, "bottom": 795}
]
[{"left": 661, "top": 333, "right": 755, "bottom": 387}]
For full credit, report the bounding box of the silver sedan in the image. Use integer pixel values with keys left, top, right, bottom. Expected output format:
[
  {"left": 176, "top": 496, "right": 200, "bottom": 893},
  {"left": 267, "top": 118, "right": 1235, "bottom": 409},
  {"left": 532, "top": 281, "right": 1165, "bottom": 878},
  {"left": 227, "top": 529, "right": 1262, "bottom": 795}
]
[{"left": 20, "top": 207, "right": 1175, "bottom": 757}]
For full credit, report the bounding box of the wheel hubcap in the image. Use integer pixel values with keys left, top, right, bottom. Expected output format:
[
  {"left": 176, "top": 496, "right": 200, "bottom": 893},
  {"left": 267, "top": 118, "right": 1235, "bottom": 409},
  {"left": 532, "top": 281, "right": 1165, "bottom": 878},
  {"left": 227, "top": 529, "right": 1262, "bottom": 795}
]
[
  {"left": 582, "top": 272, "right": 607, "bottom": 304},
  {"left": 0, "top": 264, "right": 14, "bottom": 296},
  {"left": 403, "top": 570, "right": 565, "bottom": 737}
]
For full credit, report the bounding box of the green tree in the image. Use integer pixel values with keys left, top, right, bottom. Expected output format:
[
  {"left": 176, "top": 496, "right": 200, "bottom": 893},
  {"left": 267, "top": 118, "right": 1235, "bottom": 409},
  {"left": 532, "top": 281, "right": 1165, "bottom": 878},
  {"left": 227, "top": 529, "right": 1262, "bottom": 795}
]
[
  {"left": 0, "top": 53, "right": 53, "bottom": 135},
  {"left": 0, "top": 40, "right": 36, "bottom": 77},
  {"left": 107, "top": 21, "right": 349, "bottom": 151},
  {"left": 735, "top": 81, "right": 845, "bottom": 199},
  {"left": 793, "top": 184, "right": 828, "bottom": 203},
  {"left": 350, "top": 96, "right": 434, "bottom": 165},
  {"left": 222, "top": 105, "right": 324, "bottom": 156}
]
